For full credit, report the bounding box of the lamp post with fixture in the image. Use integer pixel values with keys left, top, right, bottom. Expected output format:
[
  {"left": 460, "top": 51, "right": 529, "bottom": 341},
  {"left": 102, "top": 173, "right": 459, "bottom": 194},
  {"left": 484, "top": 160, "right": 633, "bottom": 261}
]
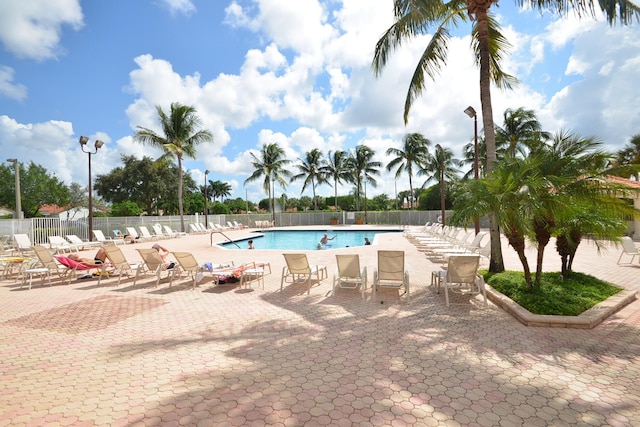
[
  {"left": 464, "top": 106, "right": 480, "bottom": 235},
  {"left": 79, "top": 136, "right": 104, "bottom": 241},
  {"left": 6, "top": 158, "right": 22, "bottom": 219}
]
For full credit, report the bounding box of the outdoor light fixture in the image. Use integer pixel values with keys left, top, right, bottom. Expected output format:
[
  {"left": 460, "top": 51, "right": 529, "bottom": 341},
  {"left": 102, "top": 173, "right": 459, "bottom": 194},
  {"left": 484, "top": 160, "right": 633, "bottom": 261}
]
[
  {"left": 464, "top": 106, "right": 480, "bottom": 235},
  {"left": 435, "top": 144, "right": 445, "bottom": 227},
  {"left": 79, "top": 136, "right": 104, "bottom": 241},
  {"left": 204, "top": 170, "right": 209, "bottom": 228},
  {"left": 6, "top": 158, "right": 22, "bottom": 219}
]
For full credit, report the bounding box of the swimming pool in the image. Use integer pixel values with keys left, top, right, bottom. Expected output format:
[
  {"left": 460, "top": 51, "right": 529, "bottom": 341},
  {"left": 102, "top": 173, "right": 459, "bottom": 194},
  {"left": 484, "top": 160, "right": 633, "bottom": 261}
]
[{"left": 220, "top": 229, "right": 402, "bottom": 250}]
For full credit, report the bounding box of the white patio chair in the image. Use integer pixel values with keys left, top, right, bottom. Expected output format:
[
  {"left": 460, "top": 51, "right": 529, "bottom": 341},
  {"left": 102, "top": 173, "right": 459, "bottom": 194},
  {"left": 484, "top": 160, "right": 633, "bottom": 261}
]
[
  {"left": 372, "top": 250, "right": 409, "bottom": 302},
  {"left": 617, "top": 236, "right": 640, "bottom": 264},
  {"left": 438, "top": 254, "right": 486, "bottom": 307},
  {"left": 281, "top": 253, "right": 327, "bottom": 295},
  {"left": 333, "top": 254, "right": 367, "bottom": 299}
]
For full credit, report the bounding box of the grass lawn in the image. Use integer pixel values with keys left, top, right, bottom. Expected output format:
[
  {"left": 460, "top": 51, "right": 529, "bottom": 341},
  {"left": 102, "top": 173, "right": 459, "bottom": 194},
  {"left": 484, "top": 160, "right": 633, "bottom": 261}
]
[{"left": 483, "top": 271, "right": 623, "bottom": 316}]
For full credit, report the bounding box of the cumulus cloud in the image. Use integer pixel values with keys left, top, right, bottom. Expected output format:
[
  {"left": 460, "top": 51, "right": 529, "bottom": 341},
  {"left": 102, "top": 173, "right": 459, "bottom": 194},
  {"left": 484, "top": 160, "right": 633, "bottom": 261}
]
[
  {"left": 0, "top": 66, "right": 27, "bottom": 101},
  {"left": 158, "top": 0, "right": 196, "bottom": 16},
  {"left": 0, "top": 0, "right": 84, "bottom": 61}
]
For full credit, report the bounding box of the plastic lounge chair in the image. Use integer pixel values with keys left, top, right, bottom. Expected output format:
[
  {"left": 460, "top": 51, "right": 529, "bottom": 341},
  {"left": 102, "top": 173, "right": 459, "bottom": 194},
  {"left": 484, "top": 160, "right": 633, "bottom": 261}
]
[
  {"left": 438, "top": 254, "right": 486, "bottom": 306},
  {"left": 97, "top": 245, "right": 142, "bottom": 286},
  {"left": 210, "top": 262, "right": 253, "bottom": 286},
  {"left": 31, "top": 245, "right": 71, "bottom": 282},
  {"left": 189, "top": 224, "right": 202, "bottom": 234},
  {"left": 333, "top": 254, "right": 367, "bottom": 300},
  {"left": 372, "top": 250, "right": 410, "bottom": 302},
  {"left": 135, "top": 248, "right": 174, "bottom": 287},
  {"left": 13, "top": 234, "right": 34, "bottom": 255},
  {"left": 138, "top": 226, "right": 157, "bottom": 241},
  {"left": 66, "top": 234, "right": 103, "bottom": 250},
  {"left": 171, "top": 251, "right": 202, "bottom": 289},
  {"left": 93, "top": 230, "right": 125, "bottom": 246},
  {"left": 152, "top": 224, "right": 168, "bottom": 239},
  {"left": 281, "top": 253, "right": 327, "bottom": 295},
  {"left": 55, "top": 254, "right": 107, "bottom": 284},
  {"left": 48, "top": 236, "right": 79, "bottom": 253},
  {"left": 430, "top": 232, "right": 487, "bottom": 260},
  {"left": 617, "top": 236, "right": 640, "bottom": 264},
  {"left": 163, "top": 225, "right": 186, "bottom": 238}
]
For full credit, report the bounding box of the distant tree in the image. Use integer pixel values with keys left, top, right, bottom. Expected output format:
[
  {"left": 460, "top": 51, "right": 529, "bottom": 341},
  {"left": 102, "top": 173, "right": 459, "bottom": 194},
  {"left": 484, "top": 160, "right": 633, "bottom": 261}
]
[
  {"left": 386, "top": 133, "right": 431, "bottom": 210},
  {"left": 613, "top": 134, "right": 640, "bottom": 180},
  {"left": 110, "top": 200, "right": 143, "bottom": 217},
  {"left": 134, "top": 102, "right": 213, "bottom": 232},
  {"left": 210, "top": 202, "right": 231, "bottom": 215},
  {"left": 210, "top": 180, "right": 232, "bottom": 202},
  {"left": 225, "top": 197, "right": 248, "bottom": 213},
  {"left": 369, "top": 194, "right": 391, "bottom": 211},
  {"left": 293, "top": 148, "right": 328, "bottom": 210},
  {"left": 245, "top": 142, "right": 292, "bottom": 225},
  {"left": 347, "top": 145, "right": 381, "bottom": 212},
  {"left": 495, "top": 107, "right": 550, "bottom": 158},
  {"left": 184, "top": 192, "right": 205, "bottom": 215},
  {"left": 0, "top": 161, "right": 70, "bottom": 218},
  {"left": 321, "top": 150, "right": 350, "bottom": 209}
]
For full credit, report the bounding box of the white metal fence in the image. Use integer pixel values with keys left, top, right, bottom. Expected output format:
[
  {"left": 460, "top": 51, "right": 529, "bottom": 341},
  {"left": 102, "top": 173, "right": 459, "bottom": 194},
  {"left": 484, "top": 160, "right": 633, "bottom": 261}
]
[{"left": 0, "top": 211, "right": 455, "bottom": 246}]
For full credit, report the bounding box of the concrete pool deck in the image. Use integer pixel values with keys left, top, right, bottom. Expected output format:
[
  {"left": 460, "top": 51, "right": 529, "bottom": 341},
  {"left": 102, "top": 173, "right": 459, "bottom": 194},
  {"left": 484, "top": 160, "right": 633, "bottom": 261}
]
[{"left": 1, "top": 224, "right": 639, "bottom": 426}]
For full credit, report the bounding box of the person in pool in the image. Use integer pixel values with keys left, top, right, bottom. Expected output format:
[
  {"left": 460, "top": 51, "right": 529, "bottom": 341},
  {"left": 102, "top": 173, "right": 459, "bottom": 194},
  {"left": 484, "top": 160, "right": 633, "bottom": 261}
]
[{"left": 319, "top": 233, "right": 336, "bottom": 245}]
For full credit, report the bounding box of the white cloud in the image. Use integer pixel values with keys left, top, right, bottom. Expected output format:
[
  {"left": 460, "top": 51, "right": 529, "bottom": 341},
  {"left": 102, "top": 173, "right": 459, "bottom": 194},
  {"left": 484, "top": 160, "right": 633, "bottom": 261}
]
[
  {"left": 159, "top": 0, "right": 196, "bottom": 16},
  {"left": 0, "top": 66, "right": 27, "bottom": 101},
  {"left": 0, "top": 0, "right": 84, "bottom": 61}
]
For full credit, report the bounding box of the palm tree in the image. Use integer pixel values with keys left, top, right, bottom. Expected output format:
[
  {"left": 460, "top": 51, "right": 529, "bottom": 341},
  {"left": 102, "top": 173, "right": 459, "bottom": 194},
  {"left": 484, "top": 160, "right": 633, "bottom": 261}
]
[
  {"left": 322, "top": 150, "right": 350, "bottom": 209},
  {"left": 347, "top": 145, "right": 381, "bottom": 220},
  {"left": 210, "top": 180, "right": 232, "bottom": 203},
  {"left": 372, "top": 0, "right": 639, "bottom": 272},
  {"left": 244, "top": 142, "right": 292, "bottom": 225},
  {"left": 134, "top": 102, "right": 213, "bottom": 232},
  {"left": 495, "top": 107, "right": 550, "bottom": 158},
  {"left": 613, "top": 134, "right": 640, "bottom": 180},
  {"left": 292, "top": 148, "right": 328, "bottom": 210},
  {"left": 386, "top": 133, "right": 431, "bottom": 210}
]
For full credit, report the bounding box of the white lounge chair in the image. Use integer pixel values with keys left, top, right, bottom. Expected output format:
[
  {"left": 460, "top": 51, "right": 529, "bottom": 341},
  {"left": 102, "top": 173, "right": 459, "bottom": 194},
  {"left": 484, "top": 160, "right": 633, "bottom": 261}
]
[
  {"left": 372, "top": 250, "right": 409, "bottom": 302},
  {"left": 333, "top": 254, "right": 367, "bottom": 300},
  {"left": 281, "top": 253, "right": 327, "bottom": 295},
  {"left": 48, "top": 236, "right": 79, "bottom": 253},
  {"left": 66, "top": 234, "right": 103, "bottom": 250},
  {"left": 617, "top": 236, "right": 640, "bottom": 264},
  {"left": 437, "top": 254, "right": 486, "bottom": 307},
  {"left": 93, "top": 230, "right": 125, "bottom": 246}
]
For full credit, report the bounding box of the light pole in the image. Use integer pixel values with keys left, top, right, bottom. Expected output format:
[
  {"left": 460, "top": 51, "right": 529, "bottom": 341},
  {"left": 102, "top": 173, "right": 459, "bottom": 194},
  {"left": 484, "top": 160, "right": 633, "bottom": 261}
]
[
  {"left": 79, "top": 136, "right": 104, "bottom": 241},
  {"left": 464, "top": 106, "right": 480, "bottom": 235},
  {"left": 435, "top": 144, "right": 445, "bottom": 227},
  {"left": 204, "top": 170, "right": 209, "bottom": 229},
  {"left": 6, "top": 158, "right": 22, "bottom": 219}
]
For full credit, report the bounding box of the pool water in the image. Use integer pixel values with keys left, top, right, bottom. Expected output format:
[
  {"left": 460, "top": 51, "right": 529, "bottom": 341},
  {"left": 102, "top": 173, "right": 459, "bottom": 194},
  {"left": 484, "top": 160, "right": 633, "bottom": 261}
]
[{"left": 220, "top": 229, "right": 402, "bottom": 250}]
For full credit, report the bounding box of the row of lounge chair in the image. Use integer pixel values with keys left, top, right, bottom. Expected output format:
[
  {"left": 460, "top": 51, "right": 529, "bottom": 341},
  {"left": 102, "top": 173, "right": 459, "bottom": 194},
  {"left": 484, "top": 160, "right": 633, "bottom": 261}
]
[{"left": 188, "top": 221, "right": 245, "bottom": 234}]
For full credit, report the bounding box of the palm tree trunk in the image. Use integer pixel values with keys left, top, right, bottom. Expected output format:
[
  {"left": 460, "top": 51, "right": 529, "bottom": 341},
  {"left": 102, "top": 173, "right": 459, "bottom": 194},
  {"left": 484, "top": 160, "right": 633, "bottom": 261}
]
[
  {"left": 476, "top": 8, "right": 504, "bottom": 273},
  {"left": 334, "top": 178, "right": 338, "bottom": 209},
  {"left": 177, "top": 156, "right": 185, "bottom": 232},
  {"left": 409, "top": 175, "right": 414, "bottom": 210},
  {"left": 505, "top": 231, "right": 532, "bottom": 287}
]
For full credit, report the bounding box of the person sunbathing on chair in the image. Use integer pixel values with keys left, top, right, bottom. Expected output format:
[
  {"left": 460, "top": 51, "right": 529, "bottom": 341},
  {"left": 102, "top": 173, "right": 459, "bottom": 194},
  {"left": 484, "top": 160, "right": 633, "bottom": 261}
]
[
  {"left": 68, "top": 248, "right": 107, "bottom": 267},
  {"left": 152, "top": 243, "right": 175, "bottom": 269}
]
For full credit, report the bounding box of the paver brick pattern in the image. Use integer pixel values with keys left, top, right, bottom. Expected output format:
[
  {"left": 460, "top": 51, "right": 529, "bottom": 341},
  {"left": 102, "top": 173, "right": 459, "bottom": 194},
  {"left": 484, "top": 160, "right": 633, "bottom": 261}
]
[{"left": 0, "top": 227, "right": 639, "bottom": 426}]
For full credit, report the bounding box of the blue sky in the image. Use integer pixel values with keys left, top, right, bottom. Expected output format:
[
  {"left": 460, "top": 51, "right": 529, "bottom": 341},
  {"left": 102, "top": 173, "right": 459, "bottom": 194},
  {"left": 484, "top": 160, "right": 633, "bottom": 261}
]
[{"left": 1, "top": 0, "right": 638, "bottom": 204}]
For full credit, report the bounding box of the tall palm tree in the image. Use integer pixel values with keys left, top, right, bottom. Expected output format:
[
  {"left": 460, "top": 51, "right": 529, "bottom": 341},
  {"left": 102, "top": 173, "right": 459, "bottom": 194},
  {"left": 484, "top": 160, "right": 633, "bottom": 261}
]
[
  {"left": 613, "top": 134, "right": 640, "bottom": 180},
  {"left": 418, "top": 145, "right": 461, "bottom": 189},
  {"left": 322, "top": 150, "right": 350, "bottom": 209},
  {"left": 134, "top": 102, "right": 213, "bottom": 232},
  {"left": 372, "top": 0, "right": 639, "bottom": 272},
  {"left": 210, "top": 180, "right": 232, "bottom": 202},
  {"left": 292, "top": 148, "right": 328, "bottom": 210},
  {"left": 244, "top": 142, "right": 292, "bottom": 225},
  {"left": 495, "top": 107, "right": 550, "bottom": 158},
  {"left": 347, "top": 145, "right": 381, "bottom": 218},
  {"left": 386, "top": 133, "right": 431, "bottom": 210}
]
